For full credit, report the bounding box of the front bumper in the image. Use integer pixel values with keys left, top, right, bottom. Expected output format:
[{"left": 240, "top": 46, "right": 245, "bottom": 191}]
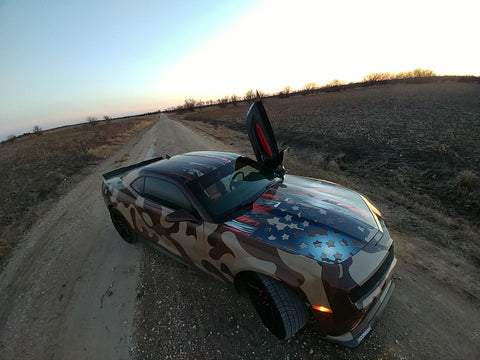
[{"left": 324, "top": 277, "right": 395, "bottom": 348}]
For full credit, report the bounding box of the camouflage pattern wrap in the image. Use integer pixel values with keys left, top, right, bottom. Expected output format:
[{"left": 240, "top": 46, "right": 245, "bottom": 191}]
[{"left": 102, "top": 152, "right": 396, "bottom": 346}]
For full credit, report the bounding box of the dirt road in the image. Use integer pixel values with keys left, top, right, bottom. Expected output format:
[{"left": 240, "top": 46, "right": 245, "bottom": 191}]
[
  {"left": 0, "top": 115, "right": 228, "bottom": 359},
  {"left": 1, "top": 115, "right": 479, "bottom": 359}
]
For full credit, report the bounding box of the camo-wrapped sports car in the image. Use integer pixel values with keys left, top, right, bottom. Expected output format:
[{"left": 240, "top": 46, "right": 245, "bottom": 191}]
[{"left": 102, "top": 101, "right": 396, "bottom": 347}]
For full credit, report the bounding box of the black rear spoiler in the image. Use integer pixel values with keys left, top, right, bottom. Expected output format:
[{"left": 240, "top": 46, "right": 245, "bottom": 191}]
[{"left": 102, "top": 156, "right": 164, "bottom": 180}]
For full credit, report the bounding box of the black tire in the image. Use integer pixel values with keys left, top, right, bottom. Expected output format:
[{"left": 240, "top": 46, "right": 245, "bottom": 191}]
[
  {"left": 247, "top": 273, "right": 309, "bottom": 340},
  {"left": 109, "top": 208, "right": 137, "bottom": 243}
]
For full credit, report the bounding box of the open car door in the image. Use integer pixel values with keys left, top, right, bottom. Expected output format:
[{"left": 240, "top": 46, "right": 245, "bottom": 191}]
[{"left": 246, "top": 100, "right": 284, "bottom": 175}]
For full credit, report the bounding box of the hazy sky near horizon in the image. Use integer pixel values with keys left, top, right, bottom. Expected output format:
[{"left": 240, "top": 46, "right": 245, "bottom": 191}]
[{"left": 1, "top": 0, "right": 478, "bottom": 139}]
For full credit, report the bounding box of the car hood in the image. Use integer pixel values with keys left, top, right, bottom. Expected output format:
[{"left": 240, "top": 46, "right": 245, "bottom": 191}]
[{"left": 224, "top": 175, "right": 380, "bottom": 264}]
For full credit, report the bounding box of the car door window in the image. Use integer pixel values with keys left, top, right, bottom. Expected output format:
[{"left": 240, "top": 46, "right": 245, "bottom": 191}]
[{"left": 144, "top": 177, "right": 192, "bottom": 211}]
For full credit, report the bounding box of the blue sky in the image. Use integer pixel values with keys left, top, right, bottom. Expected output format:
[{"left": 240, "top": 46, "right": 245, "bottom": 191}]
[{"left": 1, "top": 0, "right": 478, "bottom": 140}]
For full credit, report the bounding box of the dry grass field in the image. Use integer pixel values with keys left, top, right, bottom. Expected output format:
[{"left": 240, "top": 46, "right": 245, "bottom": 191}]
[
  {"left": 0, "top": 115, "right": 157, "bottom": 259},
  {"left": 1, "top": 81, "right": 479, "bottom": 358},
  {"left": 176, "top": 81, "right": 480, "bottom": 268}
]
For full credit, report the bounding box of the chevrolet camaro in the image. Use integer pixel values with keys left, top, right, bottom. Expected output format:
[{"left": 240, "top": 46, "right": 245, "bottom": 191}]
[{"left": 102, "top": 100, "right": 396, "bottom": 347}]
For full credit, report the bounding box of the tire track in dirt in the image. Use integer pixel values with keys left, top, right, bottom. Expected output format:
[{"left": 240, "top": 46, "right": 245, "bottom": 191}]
[{"left": 0, "top": 115, "right": 228, "bottom": 360}]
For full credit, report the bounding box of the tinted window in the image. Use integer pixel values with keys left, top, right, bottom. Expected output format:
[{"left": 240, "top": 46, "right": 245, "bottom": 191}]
[
  {"left": 144, "top": 177, "right": 192, "bottom": 211},
  {"left": 131, "top": 177, "right": 145, "bottom": 194}
]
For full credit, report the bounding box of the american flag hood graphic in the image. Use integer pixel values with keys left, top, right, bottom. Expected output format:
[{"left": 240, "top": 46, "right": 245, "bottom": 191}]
[{"left": 224, "top": 174, "right": 381, "bottom": 264}]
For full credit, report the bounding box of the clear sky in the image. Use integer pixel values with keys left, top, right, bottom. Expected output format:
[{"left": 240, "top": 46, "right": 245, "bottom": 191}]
[{"left": 1, "top": 0, "right": 478, "bottom": 140}]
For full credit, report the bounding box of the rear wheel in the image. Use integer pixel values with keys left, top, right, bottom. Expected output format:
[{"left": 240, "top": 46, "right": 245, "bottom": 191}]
[
  {"left": 109, "top": 208, "right": 137, "bottom": 243},
  {"left": 247, "top": 273, "right": 309, "bottom": 339}
]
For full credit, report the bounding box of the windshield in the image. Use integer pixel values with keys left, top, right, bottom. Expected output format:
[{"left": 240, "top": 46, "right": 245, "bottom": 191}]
[{"left": 186, "top": 157, "right": 274, "bottom": 222}]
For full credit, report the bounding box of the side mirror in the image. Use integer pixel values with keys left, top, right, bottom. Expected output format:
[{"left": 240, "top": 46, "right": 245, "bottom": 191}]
[{"left": 165, "top": 209, "right": 201, "bottom": 224}]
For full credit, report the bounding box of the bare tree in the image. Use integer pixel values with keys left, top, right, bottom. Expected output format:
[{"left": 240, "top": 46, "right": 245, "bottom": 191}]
[
  {"left": 301, "top": 82, "right": 318, "bottom": 95},
  {"left": 33, "top": 125, "right": 42, "bottom": 135},
  {"left": 413, "top": 68, "right": 436, "bottom": 77},
  {"left": 362, "top": 72, "right": 393, "bottom": 82},
  {"left": 364, "top": 69, "right": 436, "bottom": 82},
  {"left": 325, "top": 79, "right": 346, "bottom": 87},
  {"left": 244, "top": 89, "right": 255, "bottom": 104},
  {"left": 394, "top": 71, "right": 411, "bottom": 80},
  {"left": 278, "top": 85, "right": 292, "bottom": 98},
  {"left": 184, "top": 98, "right": 197, "bottom": 111},
  {"left": 302, "top": 82, "right": 318, "bottom": 91},
  {"left": 219, "top": 97, "right": 229, "bottom": 108},
  {"left": 230, "top": 94, "right": 238, "bottom": 106},
  {"left": 87, "top": 116, "right": 98, "bottom": 126}
]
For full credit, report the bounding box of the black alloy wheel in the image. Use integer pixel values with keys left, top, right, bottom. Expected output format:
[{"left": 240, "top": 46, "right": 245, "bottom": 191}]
[
  {"left": 247, "top": 273, "right": 309, "bottom": 340},
  {"left": 110, "top": 208, "right": 137, "bottom": 243}
]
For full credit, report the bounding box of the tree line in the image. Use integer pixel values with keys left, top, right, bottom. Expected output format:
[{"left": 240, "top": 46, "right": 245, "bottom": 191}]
[{"left": 169, "top": 68, "right": 449, "bottom": 113}]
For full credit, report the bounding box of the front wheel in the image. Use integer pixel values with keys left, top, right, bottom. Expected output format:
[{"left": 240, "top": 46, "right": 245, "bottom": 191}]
[
  {"left": 247, "top": 273, "right": 309, "bottom": 339},
  {"left": 109, "top": 208, "right": 137, "bottom": 243}
]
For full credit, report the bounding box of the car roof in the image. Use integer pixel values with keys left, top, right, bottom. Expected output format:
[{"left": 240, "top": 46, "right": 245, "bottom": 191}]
[{"left": 139, "top": 151, "right": 240, "bottom": 183}]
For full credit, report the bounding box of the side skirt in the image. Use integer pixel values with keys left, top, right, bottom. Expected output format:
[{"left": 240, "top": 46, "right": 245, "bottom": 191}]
[{"left": 137, "top": 234, "right": 197, "bottom": 271}]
